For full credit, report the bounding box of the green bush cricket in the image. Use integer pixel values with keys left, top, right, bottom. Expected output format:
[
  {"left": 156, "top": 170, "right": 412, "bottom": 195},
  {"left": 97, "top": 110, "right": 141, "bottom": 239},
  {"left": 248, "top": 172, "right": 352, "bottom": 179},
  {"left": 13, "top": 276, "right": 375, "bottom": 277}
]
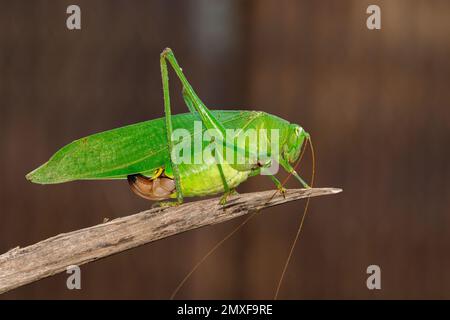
[
  {"left": 26, "top": 48, "right": 315, "bottom": 298},
  {"left": 26, "top": 48, "right": 311, "bottom": 205}
]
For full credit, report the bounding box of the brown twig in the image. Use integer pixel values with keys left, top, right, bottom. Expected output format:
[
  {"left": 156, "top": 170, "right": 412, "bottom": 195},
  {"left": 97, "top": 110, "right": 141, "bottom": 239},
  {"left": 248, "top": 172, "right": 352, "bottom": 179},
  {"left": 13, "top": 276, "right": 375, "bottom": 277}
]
[{"left": 0, "top": 187, "right": 342, "bottom": 294}]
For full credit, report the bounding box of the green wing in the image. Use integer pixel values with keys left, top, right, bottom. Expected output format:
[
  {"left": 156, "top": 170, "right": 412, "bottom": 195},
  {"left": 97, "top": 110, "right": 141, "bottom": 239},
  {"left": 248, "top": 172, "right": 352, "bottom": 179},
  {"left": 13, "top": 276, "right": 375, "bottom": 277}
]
[{"left": 26, "top": 110, "right": 259, "bottom": 184}]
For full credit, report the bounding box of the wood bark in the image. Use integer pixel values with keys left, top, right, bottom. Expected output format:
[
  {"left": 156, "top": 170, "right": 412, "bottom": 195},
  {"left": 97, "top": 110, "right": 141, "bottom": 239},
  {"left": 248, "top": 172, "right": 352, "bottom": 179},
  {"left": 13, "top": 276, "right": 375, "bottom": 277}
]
[{"left": 0, "top": 187, "right": 341, "bottom": 294}]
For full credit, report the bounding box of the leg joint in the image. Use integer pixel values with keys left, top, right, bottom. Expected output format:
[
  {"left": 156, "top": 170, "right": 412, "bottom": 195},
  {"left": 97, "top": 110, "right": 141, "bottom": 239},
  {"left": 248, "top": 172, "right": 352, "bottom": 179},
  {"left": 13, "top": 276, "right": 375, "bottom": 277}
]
[{"left": 161, "top": 47, "right": 173, "bottom": 58}]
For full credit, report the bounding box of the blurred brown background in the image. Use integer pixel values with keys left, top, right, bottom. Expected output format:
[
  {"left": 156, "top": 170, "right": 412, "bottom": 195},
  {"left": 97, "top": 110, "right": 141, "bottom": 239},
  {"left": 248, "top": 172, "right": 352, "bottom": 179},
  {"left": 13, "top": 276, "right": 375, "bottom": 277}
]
[{"left": 1, "top": 0, "right": 449, "bottom": 299}]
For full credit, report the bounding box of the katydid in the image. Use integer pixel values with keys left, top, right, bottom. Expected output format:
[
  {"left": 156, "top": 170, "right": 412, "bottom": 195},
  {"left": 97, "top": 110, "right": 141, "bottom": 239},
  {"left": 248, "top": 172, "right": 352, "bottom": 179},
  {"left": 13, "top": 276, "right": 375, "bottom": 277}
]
[
  {"left": 26, "top": 48, "right": 316, "bottom": 298},
  {"left": 26, "top": 48, "right": 311, "bottom": 205}
]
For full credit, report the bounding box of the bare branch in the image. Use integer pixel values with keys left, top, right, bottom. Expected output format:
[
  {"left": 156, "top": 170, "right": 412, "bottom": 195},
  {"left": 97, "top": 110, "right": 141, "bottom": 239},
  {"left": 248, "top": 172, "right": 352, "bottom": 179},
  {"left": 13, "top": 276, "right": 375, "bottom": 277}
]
[{"left": 0, "top": 187, "right": 342, "bottom": 294}]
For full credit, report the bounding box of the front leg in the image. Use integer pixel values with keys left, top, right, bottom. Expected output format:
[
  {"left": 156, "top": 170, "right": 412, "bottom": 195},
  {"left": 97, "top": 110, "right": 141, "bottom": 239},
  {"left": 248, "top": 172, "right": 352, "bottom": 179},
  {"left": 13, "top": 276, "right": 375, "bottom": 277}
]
[{"left": 279, "top": 158, "right": 310, "bottom": 189}]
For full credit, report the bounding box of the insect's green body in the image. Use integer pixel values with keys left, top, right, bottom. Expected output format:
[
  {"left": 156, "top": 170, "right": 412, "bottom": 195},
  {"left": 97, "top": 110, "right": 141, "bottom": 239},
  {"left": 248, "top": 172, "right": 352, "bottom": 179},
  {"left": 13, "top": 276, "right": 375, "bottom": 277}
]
[
  {"left": 25, "top": 48, "right": 316, "bottom": 299},
  {"left": 26, "top": 110, "right": 303, "bottom": 198},
  {"left": 27, "top": 48, "right": 310, "bottom": 203}
]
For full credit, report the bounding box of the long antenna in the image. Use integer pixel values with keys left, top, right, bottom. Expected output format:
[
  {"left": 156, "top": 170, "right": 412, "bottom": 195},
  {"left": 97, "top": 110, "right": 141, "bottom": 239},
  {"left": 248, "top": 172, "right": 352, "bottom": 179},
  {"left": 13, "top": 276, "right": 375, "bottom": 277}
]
[
  {"left": 170, "top": 213, "right": 255, "bottom": 299},
  {"left": 170, "top": 137, "right": 313, "bottom": 299},
  {"left": 274, "top": 137, "right": 316, "bottom": 299}
]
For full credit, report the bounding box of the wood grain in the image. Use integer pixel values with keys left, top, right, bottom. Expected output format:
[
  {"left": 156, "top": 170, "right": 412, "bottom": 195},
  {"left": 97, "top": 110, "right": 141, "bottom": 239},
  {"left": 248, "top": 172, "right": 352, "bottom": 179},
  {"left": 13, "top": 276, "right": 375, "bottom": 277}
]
[{"left": 0, "top": 187, "right": 341, "bottom": 294}]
